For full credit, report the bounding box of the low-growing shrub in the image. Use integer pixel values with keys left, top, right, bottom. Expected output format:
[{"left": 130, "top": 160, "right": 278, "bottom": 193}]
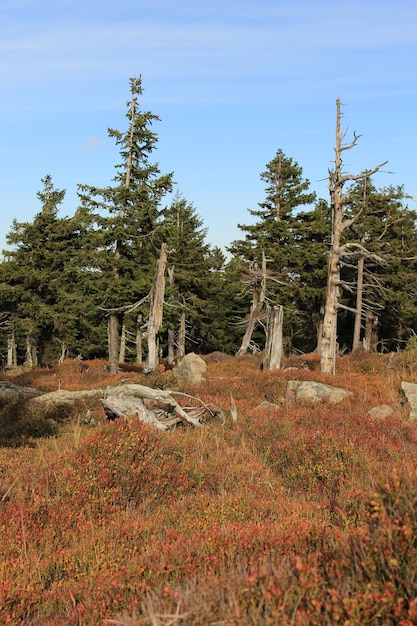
[{"left": 0, "top": 396, "right": 75, "bottom": 447}]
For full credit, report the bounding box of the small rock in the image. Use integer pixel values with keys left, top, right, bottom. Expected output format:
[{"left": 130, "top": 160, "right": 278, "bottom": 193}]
[
  {"left": 286, "top": 380, "right": 353, "bottom": 404},
  {"left": 367, "top": 405, "right": 394, "bottom": 419}
]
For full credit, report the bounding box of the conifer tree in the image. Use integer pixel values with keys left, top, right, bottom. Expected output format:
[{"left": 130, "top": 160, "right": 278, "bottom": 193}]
[
  {"left": 228, "top": 149, "right": 317, "bottom": 354},
  {"left": 77, "top": 76, "right": 173, "bottom": 373},
  {"left": 157, "top": 193, "right": 218, "bottom": 356},
  {"left": 0, "top": 175, "right": 87, "bottom": 364},
  {"left": 339, "top": 179, "right": 417, "bottom": 351}
]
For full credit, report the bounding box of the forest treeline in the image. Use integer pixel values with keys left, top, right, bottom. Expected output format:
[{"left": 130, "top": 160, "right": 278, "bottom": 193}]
[{"left": 1, "top": 78, "right": 417, "bottom": 371}]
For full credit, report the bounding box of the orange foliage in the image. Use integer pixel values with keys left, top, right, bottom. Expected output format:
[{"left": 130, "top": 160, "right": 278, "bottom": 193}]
[{"left": 0, "top": 352, "right": 416, "bottom": 624}]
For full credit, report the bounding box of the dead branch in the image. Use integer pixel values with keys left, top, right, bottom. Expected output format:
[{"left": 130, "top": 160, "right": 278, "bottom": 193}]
[{"left": 102, "top": 384, "right": 223, "bottom": 429}]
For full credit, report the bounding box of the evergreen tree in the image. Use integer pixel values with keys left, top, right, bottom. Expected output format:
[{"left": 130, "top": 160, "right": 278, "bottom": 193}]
[
  {"left": 290, "top": 200, "right": 331, "bottom": 352},
  {"left": 339, "top": 179, "right": 417, "bottom": 351},
  {"left": 228, "top": 149, "right": 319, "bottom": 353},
  {"left": 77, "top": 76, "right": 174, "bottom": 372},
  {"left": 156, "top": 193, "right": 221, "bottom": 356},
  {"left": 0, "top": 175, "right": 88, "bottom": 364}
]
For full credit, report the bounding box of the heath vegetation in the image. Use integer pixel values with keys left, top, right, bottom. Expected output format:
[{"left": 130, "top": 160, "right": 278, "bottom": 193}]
[{"left": 1, "top": 349, "right": 417, "bottom": 624}]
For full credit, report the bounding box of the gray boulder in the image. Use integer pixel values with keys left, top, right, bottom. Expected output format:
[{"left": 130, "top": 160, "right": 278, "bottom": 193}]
[
  {"left": 286, "top": 380, "right": 353, "bottom": 404},
  {"left": 401, "top": 382, "right": 417, "bottom": 419},
  {"left": 172, "top": 353, "right": 207, "bottom": 385}
]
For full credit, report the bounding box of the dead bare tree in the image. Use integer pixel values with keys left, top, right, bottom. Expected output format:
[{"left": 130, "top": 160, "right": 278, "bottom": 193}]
[
  {"left": 320, "top": 98, "right": 388, "bottom": 374},
  {"left": 145, "top": 243, "right": 168, "bottom": 372},
  {"left": 262, "top": 304, "right": 284, "bottom": 370},
  {"left": 236, "top": 252, "right": 268, "bottom": 356}
]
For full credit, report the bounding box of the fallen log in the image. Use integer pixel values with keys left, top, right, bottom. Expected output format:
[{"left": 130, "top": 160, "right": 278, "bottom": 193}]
[
  {"left": 32, "top": 388, "right": 100, "bottom": 406},
  {"left": 102, "top": 384, "right": 223, "bottom": 429},
  {"left": 0, "top": 381, "right": 44, "bottom": 398},
  {"left": 0, "top": 380, "right": 223, "bottom": 430}
]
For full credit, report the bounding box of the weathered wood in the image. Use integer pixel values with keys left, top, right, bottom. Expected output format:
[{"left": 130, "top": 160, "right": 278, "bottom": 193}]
[
  {"left": 352, "top": 253, "right": 365, "bottom": 351},
  {"left": 263, "top": 304, "right": 283, "bottom": 371},
  {"left": 146, "top": 243, "right": 168, "bottom": 372},
  {"left": 103, "top": 384, "right": 203, "bottom": 427},
  {"left": 320, "top": 98, "right": 387, "bottom": 374},
  {"left": 167, "top": 328, "right": 175, "bottom": 366},
  {"left": 0, "top": 378, "right": 219, "bottom": 430},
  {"left": 0, "top": 381, "right": 43, "bottom": 398},
  {"left": 237, "top": 252, "right": 267, "bottom": 356},
  {"left": 7, "top": 331, "right": 17, "bottom": 370},
  {"left": 177, "top": 308, "right": 186, "bottom": 360},
  {"left": 32, "top": 389, "right": 100, "bottom": 406},
  {"left": 108, "top": 312, "right": 121, "bottom": 375}
]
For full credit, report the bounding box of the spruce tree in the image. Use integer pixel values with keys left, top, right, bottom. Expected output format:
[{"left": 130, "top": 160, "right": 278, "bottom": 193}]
[
  {"left": 228, "top": 149, "right": 318, "bottom": 354},
  {"left": 77, "top": 76, "right": 173, "bottom": 372},
  {"left": 0, "top": 175, "right": 88, "bottom": 364},
  {"left": 156, "top": 193, "right": 218, "bottom": 356},
  {"left": 339, "top": 179, "right": 417, "bottom": 351}
]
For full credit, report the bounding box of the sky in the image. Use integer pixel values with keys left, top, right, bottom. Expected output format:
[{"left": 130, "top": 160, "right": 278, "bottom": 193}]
[{"left": 1, "top": 0, "right": 416, "bottom": 254}]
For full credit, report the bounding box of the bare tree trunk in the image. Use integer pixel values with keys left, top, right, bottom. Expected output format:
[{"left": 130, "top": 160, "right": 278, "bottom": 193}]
[
  {"left": 237, "top": 251, "right": 267, "bottom": 356},
  {"left": 263, "top": 305, "right": 284, "bottom": 371},
  {"left": 24, "top": 332, "right": 37, "bottom": 368},
  {"left": 236, "top": 292, "right": 262, "bottom": 357},
  {"left": 320, "top": 99, "right": 344, "bottom": 374},
  {"left": 316, "top": 305, "right": 324, "bottom": 353},
  {"left": 108, "top": 312, "right": 120, "bottom": 374},
  {"left": 56, "top": 338, "right": 67, "bottom": 365},
  {"left": 177, "top": 308, "right": 186, "bottom": 359},
  {"left": 119, "top": 323, "right": 126, "bottom": 364},
  {"left": 167, "top": 327, "right": 175, "bottom": 366},
  {"left": 320, "top": 251, "right": 340, "bottom": 374},
  {"left": 146, "top": 244, "right": 167, "bottom": 372},
  {"left": 7, "top": 330, "right": 17, "bottom": 369},
  {"left": 136, "top": 314, "right": 143, "bottom": 365},
  {"left": 352, "top": 255, "right": 365, "bottom": 351},
  {"left": 320, "top": 97, "right": 386, "bottom": 374},
  {"left": 363, "top": 310, "right": 378, "bottom": 351}
]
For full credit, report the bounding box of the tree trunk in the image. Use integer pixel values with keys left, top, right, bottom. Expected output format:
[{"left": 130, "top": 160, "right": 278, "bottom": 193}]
[
  {"left": 320, "top": 250, "right": 340, "bottom": 374},
  {"left": 56, "top": 338, "right": 67, "bottom": 365},
  {"left": 119, "top": 323, "right": 126, "bottom": 364},
  {"left": 363, "top": 310, "right": 378, "bottom": 351},
  {"left": 352, "top": 255, "right": 365, "bottom": 351},
  {"left": 108, "top": 312, "right": 120, "bottom": 375},
  {"left": 236, "top": 292, "right": 262, "bottom": 356},
  {"left": 320, "top": 98, "right": 386, "bottom": 374},
  {"left": 177, "top": 308, "right": 186, "bottom": 359},
  {"left": 320, "top": 99, "right": 343, "bottom": 374},
  {"left": 146, "top": 243, "right": 167, "bottom": 372},
  {"left": 7, "top": 330, "right": 17, "bottom": 369},
  {"left": 136, "top": 314, "right": 143, "bottom": 365},
  {"left": 167, "top": 327, "right": 175, "bottom": 366},
  {"left": 237, "top": 251, "right": 267, "bottom": 356},
  {"left": 263, "top": 305, "right": 284, "bottom": 371},
  {"left": 24, "top": 332, "right": 37, "bottom": 368}
]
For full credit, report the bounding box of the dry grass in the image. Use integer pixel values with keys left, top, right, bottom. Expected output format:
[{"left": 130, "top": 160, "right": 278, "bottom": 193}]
[{"left": 1, "top": 351, "right": 417, "bottom": 624}]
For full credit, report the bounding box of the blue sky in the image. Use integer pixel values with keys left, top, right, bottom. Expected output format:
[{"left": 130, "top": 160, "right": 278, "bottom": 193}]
[{"left": 1, "top": 0, "right": 416, "bottom": 254}]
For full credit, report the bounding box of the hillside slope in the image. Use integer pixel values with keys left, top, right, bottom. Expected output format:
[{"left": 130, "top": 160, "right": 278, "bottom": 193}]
[{"left": 1, "top": 351, "right": 417, "bottom": 625}]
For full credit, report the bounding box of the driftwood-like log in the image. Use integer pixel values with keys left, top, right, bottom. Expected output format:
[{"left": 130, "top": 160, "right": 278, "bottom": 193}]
[
  {"left": 0, "top": 381, "right": 44, "bottom": 398},
  {"left": 0, "top": 380, "right": 222, "bottom": 430},
  {"left": 32, "top": 389, "right": 100, "bottom": 406},
  {"left": 102, "top": 384, "right": 219, "bottom": 429}
]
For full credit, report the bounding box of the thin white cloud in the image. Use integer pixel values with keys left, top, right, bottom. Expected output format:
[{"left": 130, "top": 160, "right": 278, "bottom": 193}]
[
  {"left": 80, "top": 136, "right": 104, "bottom": 152},
  {"left": 0, "top": 0, "right": 416, "bottom": 112}
]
